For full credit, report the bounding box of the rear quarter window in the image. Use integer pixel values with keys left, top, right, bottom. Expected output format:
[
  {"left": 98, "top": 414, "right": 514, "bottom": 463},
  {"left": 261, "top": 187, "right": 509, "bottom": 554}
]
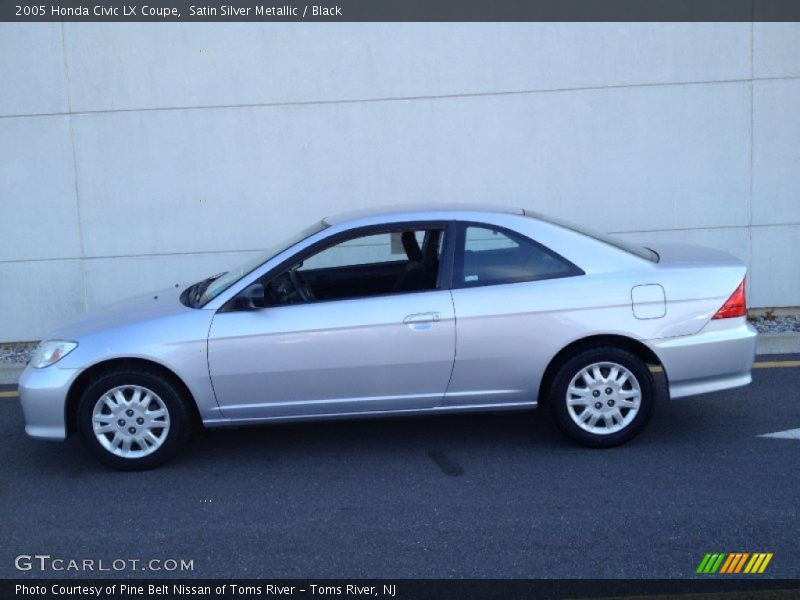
[{"left": 456, "top": 224, "right": 582, "bottom": 287}]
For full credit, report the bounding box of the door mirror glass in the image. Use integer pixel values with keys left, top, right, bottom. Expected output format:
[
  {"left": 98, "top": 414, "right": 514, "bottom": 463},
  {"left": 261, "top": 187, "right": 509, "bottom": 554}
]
[{"left": 232, "top": 282, "right": 266, "bottom": 310}]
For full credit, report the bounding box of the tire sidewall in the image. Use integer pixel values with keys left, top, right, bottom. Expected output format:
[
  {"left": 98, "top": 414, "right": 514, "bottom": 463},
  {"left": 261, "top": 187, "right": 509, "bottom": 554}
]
[
  {"left": 550, "top": 347, "right": 655, "bottom": 448},
  {"left": 77, "top": 369, "right": 189, "bottom": 470}
]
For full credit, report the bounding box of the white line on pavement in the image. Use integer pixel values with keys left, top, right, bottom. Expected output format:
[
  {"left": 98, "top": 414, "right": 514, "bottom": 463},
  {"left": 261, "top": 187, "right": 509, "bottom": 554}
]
[{"left": 758, "top": 428, "right": 800, "bottom": 440}]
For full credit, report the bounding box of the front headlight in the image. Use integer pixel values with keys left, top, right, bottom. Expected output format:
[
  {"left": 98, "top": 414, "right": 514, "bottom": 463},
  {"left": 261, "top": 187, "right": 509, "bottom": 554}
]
[{"left": 29, "top": 340, "right": 78, "bottom": 369}]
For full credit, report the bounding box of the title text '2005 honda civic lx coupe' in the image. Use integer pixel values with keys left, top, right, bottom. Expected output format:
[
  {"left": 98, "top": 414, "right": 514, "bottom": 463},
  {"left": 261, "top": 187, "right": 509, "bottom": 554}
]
[{"left": 19, "top": 205, "right": 757, "bottom": 469}]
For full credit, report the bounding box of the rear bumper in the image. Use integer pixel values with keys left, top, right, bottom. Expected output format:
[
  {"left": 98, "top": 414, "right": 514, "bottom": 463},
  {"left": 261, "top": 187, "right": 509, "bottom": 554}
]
[
  {"left": 647, "top": 318, "right": 757, "bottom": 399},
  {"left": 18, "top": 364, "right": 78, "bottom": 441}
]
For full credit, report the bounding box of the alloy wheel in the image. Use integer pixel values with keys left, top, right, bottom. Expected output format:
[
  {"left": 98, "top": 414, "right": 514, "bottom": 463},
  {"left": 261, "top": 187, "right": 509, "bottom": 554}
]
[
  {"left": 565, "top": 361, "right": 642, "bottom": 435},
  {"left": 91, "top": 385, "right": 171, "bottom": 458}
]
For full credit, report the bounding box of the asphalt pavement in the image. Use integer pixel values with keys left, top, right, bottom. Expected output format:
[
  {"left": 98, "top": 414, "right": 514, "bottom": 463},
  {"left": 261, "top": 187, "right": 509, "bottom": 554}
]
[{"left": 0, "top": 357, "right": 798, "bottom": 579}]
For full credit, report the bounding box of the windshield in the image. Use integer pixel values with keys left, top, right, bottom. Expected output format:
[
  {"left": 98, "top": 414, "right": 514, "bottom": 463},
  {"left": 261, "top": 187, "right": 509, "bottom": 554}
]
[
  {"left": 525, "top": 210, "right": 659, "bottom": 262},
  {"left": 194, "top": 220, "right": 328, "bottom": 306}
]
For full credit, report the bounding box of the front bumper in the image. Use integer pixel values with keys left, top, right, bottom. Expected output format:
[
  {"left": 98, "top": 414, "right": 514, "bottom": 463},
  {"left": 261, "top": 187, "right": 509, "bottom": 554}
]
[
  {"left": 648, "top": 318, "right": 758, "bottom": 399},
  {"left": 18, "top": 364, "right": 80, "bottom": 441}
]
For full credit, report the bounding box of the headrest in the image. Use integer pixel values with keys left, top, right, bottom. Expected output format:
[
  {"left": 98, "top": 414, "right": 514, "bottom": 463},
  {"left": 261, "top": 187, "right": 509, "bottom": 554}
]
[{"left": 401, "top": 231, "right": 423, "bottom": 262}]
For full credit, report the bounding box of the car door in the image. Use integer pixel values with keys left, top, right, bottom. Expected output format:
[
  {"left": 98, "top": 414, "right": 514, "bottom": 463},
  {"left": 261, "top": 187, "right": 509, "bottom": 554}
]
[{"left": 207, "top": 223, "right": 456, "bottom": 420}]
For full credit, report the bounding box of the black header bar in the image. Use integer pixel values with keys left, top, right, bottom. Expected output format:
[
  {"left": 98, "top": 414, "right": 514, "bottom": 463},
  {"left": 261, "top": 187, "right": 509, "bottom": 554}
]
[{"left": 4, "top": 0, "right": 800, "bottom": 22}]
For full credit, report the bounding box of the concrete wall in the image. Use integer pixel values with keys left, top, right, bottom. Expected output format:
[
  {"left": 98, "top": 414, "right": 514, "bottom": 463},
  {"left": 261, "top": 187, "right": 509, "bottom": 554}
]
[{"left": 1, "top": 23, "right": 799, "bottom": 342}]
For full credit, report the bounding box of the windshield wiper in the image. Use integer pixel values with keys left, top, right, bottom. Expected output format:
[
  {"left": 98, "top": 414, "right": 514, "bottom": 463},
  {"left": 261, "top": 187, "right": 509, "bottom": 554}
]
[{"left": 190, "top": 272, "right": 226, "bottom": 307}]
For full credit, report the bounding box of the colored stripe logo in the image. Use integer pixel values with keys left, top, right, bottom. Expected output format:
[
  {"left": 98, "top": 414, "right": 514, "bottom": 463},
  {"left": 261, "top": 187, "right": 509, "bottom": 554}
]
[{"left": 696, "top": 552, "right": 773, "bottom": 574}]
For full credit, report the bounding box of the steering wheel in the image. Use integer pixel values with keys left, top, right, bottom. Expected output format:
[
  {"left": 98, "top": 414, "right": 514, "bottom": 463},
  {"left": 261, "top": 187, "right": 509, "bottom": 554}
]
[{"left": 289, "top": 268, "right": 315, "bottom": 302}]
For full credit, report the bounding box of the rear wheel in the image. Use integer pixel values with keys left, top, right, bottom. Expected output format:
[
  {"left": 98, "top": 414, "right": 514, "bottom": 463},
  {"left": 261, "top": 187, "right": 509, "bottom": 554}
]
[
  {"left": 77, "top": 368, "right": 191, "bottom": 470},
  {"left": 550, "top": 347, "right": 654, "bottom": 447}
]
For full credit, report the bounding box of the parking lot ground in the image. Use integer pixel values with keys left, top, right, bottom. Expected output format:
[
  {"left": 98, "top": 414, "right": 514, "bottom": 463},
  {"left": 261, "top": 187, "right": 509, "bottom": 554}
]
[{"left": 1, "top": 356, "right": 798, "bottom": 579}]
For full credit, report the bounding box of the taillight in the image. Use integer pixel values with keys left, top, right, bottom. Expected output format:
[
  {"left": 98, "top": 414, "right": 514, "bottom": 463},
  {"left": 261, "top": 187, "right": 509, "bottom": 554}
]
[{"left": 712, "top": 279, "right": 747, "bottom": 319}]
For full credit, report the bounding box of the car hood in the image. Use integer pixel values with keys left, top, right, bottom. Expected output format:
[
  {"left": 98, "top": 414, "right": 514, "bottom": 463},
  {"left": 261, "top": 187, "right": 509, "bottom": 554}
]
[{"left": 46, "top": 285, "right": 194, "bottom": 340}]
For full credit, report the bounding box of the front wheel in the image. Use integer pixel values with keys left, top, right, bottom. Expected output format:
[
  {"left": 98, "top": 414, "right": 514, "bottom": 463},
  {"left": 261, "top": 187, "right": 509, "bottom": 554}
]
[
  {"left": 77, "top": 368, "right": 191, "bottom": 470},
  {"left": 550, "top": 347, "right": 655, "bottom": 448}
]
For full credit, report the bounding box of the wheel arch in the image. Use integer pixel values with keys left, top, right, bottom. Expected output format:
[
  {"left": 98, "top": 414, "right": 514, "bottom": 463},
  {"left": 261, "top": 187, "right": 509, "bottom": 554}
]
[
  {"left": 65, "top": 357, "right": 202, "bottom": 437},
  {"left": 538, "top": 334, "right": 665, "bottom": 407}
]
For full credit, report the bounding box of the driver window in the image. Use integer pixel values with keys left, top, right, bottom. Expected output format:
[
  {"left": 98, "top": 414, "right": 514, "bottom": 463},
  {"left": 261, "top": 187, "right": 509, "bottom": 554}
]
[
  {"left": 301, "top": 232, "right": 421, "bottom": 270},
  {"left": 259, "top": 227, "right": 444, "bottom": 306}
]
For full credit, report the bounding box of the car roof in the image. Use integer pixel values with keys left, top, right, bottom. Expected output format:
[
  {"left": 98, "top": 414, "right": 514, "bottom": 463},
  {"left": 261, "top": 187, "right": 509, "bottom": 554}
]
[{"left": 322, "top": 203, "right": 524, "bottom": 226}]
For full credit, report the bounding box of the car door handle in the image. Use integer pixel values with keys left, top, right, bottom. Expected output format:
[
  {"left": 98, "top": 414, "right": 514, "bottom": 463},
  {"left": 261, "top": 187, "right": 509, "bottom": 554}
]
[{"left": 403, "top": 312, "right": 441, "bottom": 324}]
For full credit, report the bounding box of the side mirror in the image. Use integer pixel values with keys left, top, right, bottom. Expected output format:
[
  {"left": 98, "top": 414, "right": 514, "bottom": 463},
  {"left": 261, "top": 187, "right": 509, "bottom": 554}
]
[{"left": 233, "top": 282, "right": 266, "bottom": 311}]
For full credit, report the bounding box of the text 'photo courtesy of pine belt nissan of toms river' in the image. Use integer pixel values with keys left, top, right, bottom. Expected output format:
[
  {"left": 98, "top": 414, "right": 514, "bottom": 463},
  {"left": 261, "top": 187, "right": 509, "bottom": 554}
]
[{"left": 19, "top": 205, "right": 757, "bottom": 470}]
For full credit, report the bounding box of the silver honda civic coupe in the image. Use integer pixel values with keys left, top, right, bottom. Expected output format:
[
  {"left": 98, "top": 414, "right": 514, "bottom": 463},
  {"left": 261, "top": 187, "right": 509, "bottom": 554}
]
[{"left": 19, "top": 205, "right": 757, "bottom": 469}]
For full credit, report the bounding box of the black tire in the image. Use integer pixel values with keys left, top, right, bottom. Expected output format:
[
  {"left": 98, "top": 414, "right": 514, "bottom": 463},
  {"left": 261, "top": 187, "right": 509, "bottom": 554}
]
[
  {"left": 549, "top": 347, "right": 655, "bottom": 448},
  {"left": 77, "top": 367, "right": 191, "bottom": 470}
]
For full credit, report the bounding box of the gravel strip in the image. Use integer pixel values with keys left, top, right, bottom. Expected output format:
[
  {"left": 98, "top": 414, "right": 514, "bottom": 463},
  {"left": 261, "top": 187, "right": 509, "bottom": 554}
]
[
  {"left": 749, "top": 314, "right": 800, "bottom": 333},
  {"left": 0, "top": 342, "right": 37, "bottom": 366},
  {"left": 1, "top": 313, "right": 798, "bottom": 366}
]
